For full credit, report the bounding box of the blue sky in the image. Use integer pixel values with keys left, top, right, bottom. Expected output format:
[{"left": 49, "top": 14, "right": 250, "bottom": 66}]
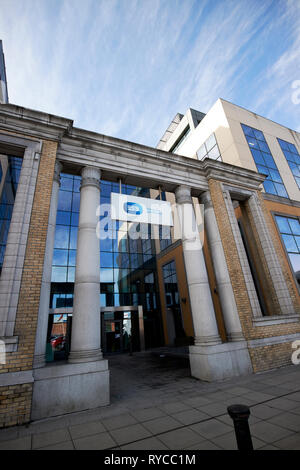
[{"left": 0, "top": 0, "right": 299, "bottom": 146}]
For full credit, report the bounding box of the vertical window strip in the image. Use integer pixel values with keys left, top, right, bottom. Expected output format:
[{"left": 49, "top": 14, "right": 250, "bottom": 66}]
[
  {"left": 275, "top": 215, "right": 300, "bottom": 285},
  {"left": 277, "top": 138, "right": 300, "bottom": 190},
  {"left": 196, "top": 133, "right": 221, "bottom": 161},
  {"left": 241, "top": 123, "right": 288, "bottom": 198}
]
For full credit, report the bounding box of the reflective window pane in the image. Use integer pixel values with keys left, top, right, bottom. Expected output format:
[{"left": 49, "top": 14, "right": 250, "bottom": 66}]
[
  {"left": 56, "top": 211, "right": 71, "bottom": 226},
  {"left": 53, "top": 249, "right": 68, "bottom": 266},
  {"left": 277, "top": 138, "right": 300, "bottom": 190},
  {"left": 54, "top": 225, "right": 70, "bottom": 249},
  {"left": 197, "top": 133, "right": 221, "bottom": 161},
  {"left": 51, "top": 267, "right": 67, "bottom": 282},
  {"left": 276, "top": 216, "right": 292, "bottom": 234},
  {"left": 241, "top": 124, "right": 287, "bottom": 197},
  {"left": 58, "top": 191, "right": 72, "bottom": 211},
  {"left": 275, "top": 215, "right": 300, "bottom": 285}
]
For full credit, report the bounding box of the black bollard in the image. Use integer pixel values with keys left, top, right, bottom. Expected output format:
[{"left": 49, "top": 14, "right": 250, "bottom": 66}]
[{"left": 227, "top": 404, "right": 254, "bottom": 451}]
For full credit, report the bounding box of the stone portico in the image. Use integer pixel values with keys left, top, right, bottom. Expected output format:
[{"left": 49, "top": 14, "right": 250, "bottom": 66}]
[{"left": 0, "top": 103, "right": 299, "bottom": 427}]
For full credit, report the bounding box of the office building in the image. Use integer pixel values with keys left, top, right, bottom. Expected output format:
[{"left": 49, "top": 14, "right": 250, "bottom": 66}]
[{"left": 0, "top": 74, "right": 299, "bottom": 426}]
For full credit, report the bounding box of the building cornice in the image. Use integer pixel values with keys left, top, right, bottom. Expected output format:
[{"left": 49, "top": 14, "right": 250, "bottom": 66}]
[
  {"left": 0, "top": 103, "right": 73, "bottom": 140},
  {"left": 0, "top": 103, "right": 266, "bottom": 195}
]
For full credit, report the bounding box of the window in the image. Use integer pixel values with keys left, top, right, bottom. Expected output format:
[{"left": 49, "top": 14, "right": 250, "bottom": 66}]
[
  {"left": 156, "top": 191, "right": 172, "bottom": 251},
  {"left": 162, "top": 260, "right": 185, "bottom": 338},
  {"left": 162, "top": 261, "right": 180, "bottom": 307},
  {"left": 241, "top": 124, "right": 288, "bottom": 198},
  {"left": 51, "top": 173, "right": 80, "bottom": 285},
  {"left": 0, "top": 155, "right": 22, "bottom": 273},
  {"left": 277, "top": 138, "right": 300, "bottom": 189},
  {"left": 196, "top": 133, "right": 221, "bottom": 161},
  {"left": 170, "top": 126, "right": 190, "bottom": 154},
  {"left": 275, "top": 215, "right": 300, "bottom": 285},
  {"left": 51, "top": 178, "right": 159, "bottom": 310}
]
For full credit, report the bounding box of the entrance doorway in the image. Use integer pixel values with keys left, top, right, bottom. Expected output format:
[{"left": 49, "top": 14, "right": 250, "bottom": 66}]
[
  {"left": 101, "top": 306, "right": 145, "bottom": 355},
  {"left": 47, "top": 305, "right": 145, "bottom": 361}
]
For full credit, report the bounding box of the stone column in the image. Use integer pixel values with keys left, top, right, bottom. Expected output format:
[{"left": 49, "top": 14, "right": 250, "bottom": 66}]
[
  {"left": 200, "top": 191, "right": 244, "bottom": 342},
  {"left": 33, "top": 160, "right": 62, "bottom": 368},
  {"left": 68, "top": 166, "right": 102, "bottom": 364},
  {"left": 175, "top": 185, "right": 221, "bottom": 346},
  {"left": 246, "top": 192, "right": 294, "bottom": 315}
]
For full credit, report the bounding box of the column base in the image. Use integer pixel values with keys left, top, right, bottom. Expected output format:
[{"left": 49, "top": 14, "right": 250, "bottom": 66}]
[
  {"left": 31, "top": 359, "right": 109, "bottom": 421},
  {"left": 189, "top": 341, "right": 253, "bottom": 382},
  {"left": 68, "top": 348, "right": 103, "bottom": 364},
  {"left": 194, "top": 334, "right": 222, "bottom": 346},
  {"left": 33, "top": 354, "right": 45, "bottom": 369}
]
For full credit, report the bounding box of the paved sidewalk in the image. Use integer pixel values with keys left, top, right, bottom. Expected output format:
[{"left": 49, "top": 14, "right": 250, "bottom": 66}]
[{"left": 1, "top": 352, "right": 300, "bottom": 450}]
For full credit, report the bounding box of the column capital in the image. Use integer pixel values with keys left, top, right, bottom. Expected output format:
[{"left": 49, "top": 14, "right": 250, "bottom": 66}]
[
  {"left": 81, "top": 166, "right": 101, "bottom": 190},
  {"left": 175, "top": 185, "right": 192, "bottom": 204},
  {"left": 53, "top": 160, "right": 63, "bottom": 184},
  {"left": 200, "top": 191, "right": 213, "bottom": 208}
]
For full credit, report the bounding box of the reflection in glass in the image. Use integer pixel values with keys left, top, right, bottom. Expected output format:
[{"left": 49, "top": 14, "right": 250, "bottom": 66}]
[
  {"left": 242, "top": 124, "right": 288, "bottom": 198},
  {"left": 0, "top": 155, "right": 23, "bottom": 272},
  {"left": 275, "top": 215, "right": 300, "bottom": 284},
  {"left": 278, "top": 138, "right": 300, "bottom": 189}
]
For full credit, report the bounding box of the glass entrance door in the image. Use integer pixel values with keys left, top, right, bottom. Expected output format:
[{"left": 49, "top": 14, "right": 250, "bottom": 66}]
[
  {"left": 101, "top": 306, "right": 144, "bottom": 355},
  {"left": 105, "top": 319, "right": 123, "bottom": 353}
]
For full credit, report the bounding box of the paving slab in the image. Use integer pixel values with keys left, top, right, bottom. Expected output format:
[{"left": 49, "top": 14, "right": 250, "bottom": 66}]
[
  {"left": 121, "top": 437, "right": 169, "bottom": 450},
  {"left": 142, "top": 416, "right": 182, "bottom": 435},
  {"left": 171, "top": 409, "right": 210, "bottom": 425},
  {"left": 190, "top": 419, "right": 232, "bottom": 439},
  {"left": 157, "top": 427, "right": 205, "bottom": 449},
  {"left": 268, "top": 412, "right": 300, "bottom": 432},
  {"left": 32, "top": 428, "right": 71, "bottom": 449},
  {"left": 251, "top": 404, "right": 284, "bottom": 420},
  {"left": 73, "top": 431, "right": 116, "bottom": 450},
  {"left": 250, "top": 421, "right": 295, "bottom": 444},
  {"left": 101, "top": 413, "right": 138, "bottom": 431},
  {"left": 0, "top": 436, "right": 31, "bottom": 450},
  {"left": 130, "top": 407, "right": 167, "bottom": 422},
  {"left": 69, "top": 420, "right": 106, "bottom": 440},
  {"left": 272, "top": 432, "right": 300, "bottom": 450},
  {"left": 38, "top": 440, "right": 74, "bottom": 450},
  {"left": 186, "top": 440, "right": 221, "bottom": 450},
  {"left": 213, "top": 431, "right": 265, "bottom": 450},
  {"left": 109, "top": 423, "right": 152, "bottom": 446}
]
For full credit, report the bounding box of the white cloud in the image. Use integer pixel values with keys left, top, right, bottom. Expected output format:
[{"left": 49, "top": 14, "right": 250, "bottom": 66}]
[{"left": 0, "top": 0, "right": 299, "bottom": 146}]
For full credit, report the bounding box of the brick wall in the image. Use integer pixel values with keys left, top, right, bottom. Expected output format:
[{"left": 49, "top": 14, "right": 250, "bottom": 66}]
[
  {"left": 209, "top": 179, "right": 300, "bottom": 373},
  {"left": 0, "top": 139, "right": 57, "bottom": 427}
]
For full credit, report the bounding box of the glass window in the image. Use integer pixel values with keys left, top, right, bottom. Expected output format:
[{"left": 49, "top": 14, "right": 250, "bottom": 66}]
[
  {"left": 275, "top": 215, "right": 300, "bottom": 285},
  {"left": 196, "top": 133, "right": 221, "bottom": 162},
  {"left": 241, "top": 124, "right": 288, "bottom": 198},
  {"left": 170, "top": 126, "right": 191, "bottom": 154},
  {"left": 277, "top": 138, "right": 300, "bottom": 190},
  {"left": 0, "top": 155, "right": 23, "bottom": 272}
]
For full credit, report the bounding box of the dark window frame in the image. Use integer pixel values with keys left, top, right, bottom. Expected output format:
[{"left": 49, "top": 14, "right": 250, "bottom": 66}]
[{"left": 272, "top": 210, "right": 300, "bottom": 294}]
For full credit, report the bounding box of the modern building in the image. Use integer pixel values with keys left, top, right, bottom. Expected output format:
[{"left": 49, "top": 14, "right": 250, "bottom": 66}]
[
  {"left": 0, "top": 67, "right": 299, "bottom": 426},
  {"left": 0, "top": 41, "right": 8, "bottom": 104}
]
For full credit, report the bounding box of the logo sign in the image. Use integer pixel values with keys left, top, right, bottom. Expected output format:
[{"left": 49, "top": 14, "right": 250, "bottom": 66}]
[{"left": 111, "top": 193, "right": 173, "bottom": 226}]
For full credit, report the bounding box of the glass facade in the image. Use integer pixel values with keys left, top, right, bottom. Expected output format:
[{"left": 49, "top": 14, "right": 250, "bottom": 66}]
[
  {"left": 275, "top": 215, "right": 300, "bottom": 286},
  {"left": 51, "top": 173, "right": 80, "bottom": 307},
  {"left": 0, "top": 155, "right": 22, "bottom": 273},
  {"left": 241, "top": 123, "right": 288, "bottom": 198},
  {"left": 50, "top": 175, "right": 163, "bottom": 350},
  {"left": 196, "top": 133, "right": 221, "bottom": 161},
  {"left": 157, "top": 191, "right": 172, "bottom": 252},
  {"left": 162, "top": 260, "right": 185, "bottom": 338},
  {"left": 277, "top": 138, "right": 300, "bottom": 190}
]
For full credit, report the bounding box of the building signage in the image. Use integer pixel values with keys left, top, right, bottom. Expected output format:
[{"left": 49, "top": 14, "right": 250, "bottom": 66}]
[{"left": 110, "top": 192, "right": 173, "bottom": 226}]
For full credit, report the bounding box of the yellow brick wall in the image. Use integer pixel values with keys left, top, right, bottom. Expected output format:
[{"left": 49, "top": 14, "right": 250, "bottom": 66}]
[
  {"left": 0, "top": 139, "right": 58, "bottom": 428},
  {"left": 209, "top": 179, "right": 300, "bottom": 372}
]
